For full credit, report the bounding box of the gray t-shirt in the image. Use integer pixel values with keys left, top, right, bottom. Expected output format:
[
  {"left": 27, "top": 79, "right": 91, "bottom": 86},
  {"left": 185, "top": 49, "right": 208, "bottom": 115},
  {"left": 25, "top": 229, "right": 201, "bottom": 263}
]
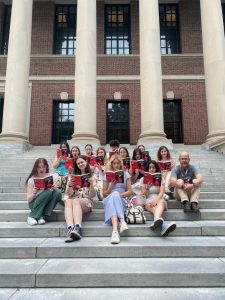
[{"left": 171, "top": 164, "right": 200, "bottom": 183}]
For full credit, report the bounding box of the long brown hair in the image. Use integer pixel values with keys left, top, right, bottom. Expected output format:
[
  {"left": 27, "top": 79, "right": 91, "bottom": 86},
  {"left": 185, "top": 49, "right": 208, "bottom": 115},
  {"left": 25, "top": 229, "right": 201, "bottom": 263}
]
[
  {"left": 25, "top": 158, "right": 49, "bottom": 185},
  {"left": 157, "top": 146, "right": 171, "bottom": 160},
  {"left": 73, "top": 155, "right": 92, "bottom": 175}
]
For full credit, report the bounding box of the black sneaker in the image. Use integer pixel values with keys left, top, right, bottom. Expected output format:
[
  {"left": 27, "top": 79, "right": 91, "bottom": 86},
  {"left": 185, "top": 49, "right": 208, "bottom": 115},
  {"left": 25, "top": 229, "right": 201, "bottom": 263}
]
[
  {"left": 71, "top": 225, "right": 82, "bottom": 240},
  {"left": 65, "top": 227, "right": 74, "bottom": 243}
]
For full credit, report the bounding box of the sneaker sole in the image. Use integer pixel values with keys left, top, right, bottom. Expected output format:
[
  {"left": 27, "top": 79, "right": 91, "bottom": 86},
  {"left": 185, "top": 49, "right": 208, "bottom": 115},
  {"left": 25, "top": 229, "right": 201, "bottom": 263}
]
[
  {"left": 71, "top": 231, "right": 82, "bottom": 240},
  {"left": 149, "top": 218, "right": 163, "bottom": 231},
  {"left": 161, "top": 223, "right": 176, "bottom": 237},
  {"left": 111, "top": 239, "right": 120, "bottom": 244}
]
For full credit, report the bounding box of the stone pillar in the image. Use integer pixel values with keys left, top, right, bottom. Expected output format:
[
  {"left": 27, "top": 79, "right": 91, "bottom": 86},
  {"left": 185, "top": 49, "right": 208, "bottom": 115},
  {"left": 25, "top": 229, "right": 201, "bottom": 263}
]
[
  {"left": 0, "top": 0, "right": 33, "bottom": 150},
  {"left": 200, "top": 0, "right": 225, "bottom": 147},
  {"left": 70, "top": 0, "right": 100, "bottom": 145},
  {"left": 137, "top": 0, "right": 167, "bottom": 145}
]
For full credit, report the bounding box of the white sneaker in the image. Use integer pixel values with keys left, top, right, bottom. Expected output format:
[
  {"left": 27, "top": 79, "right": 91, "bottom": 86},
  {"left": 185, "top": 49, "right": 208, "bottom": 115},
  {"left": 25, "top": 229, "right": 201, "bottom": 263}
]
[
  {"left": 120, "top": 221, "right": 128, "bottom": 234},
  {"left": 27, "top": 217, "right": 38, "bottom": 226},
  {"left": 37, "top": 217, "right": 46, "bottom": 225},
  {"left": 111, "top": 231, "right": 120, "bottom": 244},
  {"left": 164, "top": 194, "right": 170, "bottom": 201}
]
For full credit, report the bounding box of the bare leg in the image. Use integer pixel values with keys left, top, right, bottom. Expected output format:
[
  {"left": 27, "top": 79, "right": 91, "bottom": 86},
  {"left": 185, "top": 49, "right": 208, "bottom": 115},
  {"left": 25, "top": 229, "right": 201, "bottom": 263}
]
[
  {"left": 64, "top": 199, "right": 74, "bottom": 227},
  {"left": 111, "top": 215, "right": 118, "bottom": 232}
]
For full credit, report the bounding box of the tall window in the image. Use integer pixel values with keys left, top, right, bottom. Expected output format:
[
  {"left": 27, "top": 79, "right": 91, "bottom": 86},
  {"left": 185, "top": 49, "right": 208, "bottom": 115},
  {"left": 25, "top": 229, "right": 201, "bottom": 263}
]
[
  {"left": 107, "top": 101, "right": 130, "bottom": 143},
  {"left": 105, "top": 5, "right": 131, "bottom": 55},
  {"left": 1, "top": 5, "right": 11, "bottom": 55},
  {"left": 159, "top": 4, "right": 180, "bottom": 54},
  {"left": 54, "top": 5, "right": 76, "bottom": 55},
  {"left": 52, "top": 101, "right": 74, "bottom": 144}
]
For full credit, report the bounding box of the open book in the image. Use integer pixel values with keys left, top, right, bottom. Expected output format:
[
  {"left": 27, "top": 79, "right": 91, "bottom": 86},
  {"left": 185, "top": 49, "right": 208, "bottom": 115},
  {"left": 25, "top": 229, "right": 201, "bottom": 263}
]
[
  {"left": 89, "top": 155, "right": 104, "bottom": 166},
  {"left": 122, "top": 158, "right": 130, "bottom": 170},
  {"left": 33, "top": 175, "right": 54, "bottom": 190},
  {"left": 158, "top": 161, "right": 172, "bottom": 171},
  {"left": 131, "top": 159, "right": 145, "bottom": 171},
  {"left": 143, "top": 172, "right": 162, "bottom": 186},
  {"left": 106, "top": 170, "right": 124, "bottom": 183},
  {"left": 71, "top": 173, "right": 90, "bottom": 189}
]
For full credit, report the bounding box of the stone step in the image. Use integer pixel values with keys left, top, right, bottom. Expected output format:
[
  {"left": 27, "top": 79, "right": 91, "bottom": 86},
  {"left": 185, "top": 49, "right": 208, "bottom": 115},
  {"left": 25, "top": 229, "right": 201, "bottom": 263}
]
[
  {"left": 1, "top": 257, "right": 225, "bottom": 288},
  {"left": 3, "top": 287, "right": 225, "bottom": 300},
  {"left": 1, "top": 199, "right": 225, "bottom": 210},
  {"left": 1, "top": 208, "right": 225, "bottom": 222},
  {"left": 1, "top": 236, "right": 225, "bottom": 259},
  {"left": 0, "top": 220, "right": 225, "bottom": 238},
  {"left": 1, "top": 186, "right": 225, "bottom": 194},
  {"left": 0, "top": 191, "right": 224, "bottom": 200}
]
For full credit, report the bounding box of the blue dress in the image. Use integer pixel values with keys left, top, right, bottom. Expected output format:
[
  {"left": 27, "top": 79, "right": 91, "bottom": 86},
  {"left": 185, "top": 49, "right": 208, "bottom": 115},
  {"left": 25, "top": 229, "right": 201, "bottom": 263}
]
[
  {"left": 54, "top": 159, "right": 68, "bottom": 176},
  {"left": 103, "top": 171, "right": 130, "bottom": 225}
]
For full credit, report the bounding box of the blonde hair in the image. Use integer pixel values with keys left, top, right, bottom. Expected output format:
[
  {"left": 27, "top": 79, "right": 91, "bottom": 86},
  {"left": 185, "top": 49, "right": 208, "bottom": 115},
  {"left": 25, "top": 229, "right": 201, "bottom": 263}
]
[{"left": 107, "top": 154, "right": 124, "bottom": 171}]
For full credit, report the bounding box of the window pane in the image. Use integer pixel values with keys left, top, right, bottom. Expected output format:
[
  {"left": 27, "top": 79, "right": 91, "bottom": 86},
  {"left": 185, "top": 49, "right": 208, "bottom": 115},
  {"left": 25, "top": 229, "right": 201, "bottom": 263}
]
[{"left": 54, "top": 5, "right": 77, "bottom": 55}]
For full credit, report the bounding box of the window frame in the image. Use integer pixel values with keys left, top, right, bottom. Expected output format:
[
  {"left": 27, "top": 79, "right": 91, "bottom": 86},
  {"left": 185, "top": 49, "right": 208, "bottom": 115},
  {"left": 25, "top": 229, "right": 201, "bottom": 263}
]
[
  {"left": 159, "top": 4, "right": 181, "bottom": 55},
  {"left": 53, "top": 4, "right": 77, "bottom": 55},
  {"left": 1, "top": 5, "right": 11, "bottom": 55},
  {"left": 104, "top": 4, "right": 131, "bottom": 55}
]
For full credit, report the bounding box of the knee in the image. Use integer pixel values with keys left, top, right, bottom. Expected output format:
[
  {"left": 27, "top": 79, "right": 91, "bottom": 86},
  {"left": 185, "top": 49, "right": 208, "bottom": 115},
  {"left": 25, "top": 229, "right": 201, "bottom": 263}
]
[{"left": 65, "top": 199, "right": 73, "bottom": 208}]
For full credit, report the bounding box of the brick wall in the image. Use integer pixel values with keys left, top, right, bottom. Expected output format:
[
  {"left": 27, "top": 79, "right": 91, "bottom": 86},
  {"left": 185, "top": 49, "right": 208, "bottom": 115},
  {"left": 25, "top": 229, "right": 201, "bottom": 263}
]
[
  {"left": 179, "top": 0, "right": 203, "bottom": 53},
  {"left": 0, "top": 0, "right": 209, "bottom": 145},
  {"left": 0, "top": 2, "right": 4, "bottom": 52},
  {"left": 163, "top": 81, "right": 208, "bottom": 144},
  {"left": 30, "top": 83, "right": 74, "bottom": 145}
]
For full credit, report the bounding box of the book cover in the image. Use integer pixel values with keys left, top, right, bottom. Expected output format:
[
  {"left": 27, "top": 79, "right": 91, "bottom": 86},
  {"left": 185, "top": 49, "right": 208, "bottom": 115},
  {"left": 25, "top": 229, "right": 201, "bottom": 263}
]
[
  {"left": 33, "top": 175, "right": 54, "bottom": 190},
  {"left": 158, "top": 161, "right": 172, "bottom": 171},
  {"left": 65, "top": 157, "right": 73, "bottom": 169},
  {"left": 122, "top": 157, "right": 130, "bottom": 169},
  {"left": 183, "top": 175, "right": 193, "bottom": 184},
  {"left": 89, "top": 155, "right": 104, "bottom": 166},
  {"left": 71, "top": 173, "right": 90, "bottom": 189},
  {"left": 57, "top": 148, "right": 69, "bottom": 158},
  {"left": 131, "top": 159, "right": 145, "bottom": 171},
  {"left": 143, "top": 172, "right": 162, "bottom": 186},
  {"left": 96, "top": 155, "right": 104, "bottom": 166},
  {"left": 106, "top": 170, "right": 124, "bottom": 183}
]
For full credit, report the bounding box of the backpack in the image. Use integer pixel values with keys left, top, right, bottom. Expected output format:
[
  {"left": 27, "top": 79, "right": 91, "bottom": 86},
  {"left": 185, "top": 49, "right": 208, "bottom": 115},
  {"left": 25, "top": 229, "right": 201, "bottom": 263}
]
[{"left": 125, "top": 204, "right": 146, "bottom": 224}]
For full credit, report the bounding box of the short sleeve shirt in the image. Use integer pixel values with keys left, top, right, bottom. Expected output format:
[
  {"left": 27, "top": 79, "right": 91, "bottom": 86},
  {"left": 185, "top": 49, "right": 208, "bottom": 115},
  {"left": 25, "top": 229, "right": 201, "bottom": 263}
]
[{"left": 171, "top": 164, "right": 200, "bottom": 183}]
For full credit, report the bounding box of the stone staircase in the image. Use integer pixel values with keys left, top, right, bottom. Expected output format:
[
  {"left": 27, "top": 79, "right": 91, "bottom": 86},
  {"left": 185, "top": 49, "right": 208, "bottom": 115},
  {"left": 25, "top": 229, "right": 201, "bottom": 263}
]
[{"left": 1, "top": 145, "right": 225, "bottom": 299}]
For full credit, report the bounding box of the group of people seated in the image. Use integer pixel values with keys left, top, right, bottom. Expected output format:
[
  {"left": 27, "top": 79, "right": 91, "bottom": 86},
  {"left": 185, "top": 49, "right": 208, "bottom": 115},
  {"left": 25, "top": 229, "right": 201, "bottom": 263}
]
[{"left": 25, "top": 139, "right": 203, "bottom": 244}]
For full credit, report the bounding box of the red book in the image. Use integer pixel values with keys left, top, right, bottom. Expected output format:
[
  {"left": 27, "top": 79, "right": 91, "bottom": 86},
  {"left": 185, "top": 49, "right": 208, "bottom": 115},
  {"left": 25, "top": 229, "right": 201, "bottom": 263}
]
[
  {"left": 122, "top": 158, "right": 130, "bottom": 169},
  {"left": 143, "top": 172, "right": 162, "bottom": 186},
  {"left": 65, "top": 158, "right": 73, "bottom": 169},
  {"left": 158, "top": 161, "right": 172, "bottom": 171},
  {"left": 57, "top": 149, "right": 68, "bottom": 158},
  {"left": 131, "top": 159, "right": 145, "bottom": 171},
  {"left": 89, "top": 155, "right": 104, "bottom": 166},
  {"left": 106, "top": 170, "right": 124, "bottom": 183},
  {"left": 71, "top": 173, "right": 90, "bottom": 189},
  {"left": 33, "top": 175, "right": 54, "bottom": 190}
]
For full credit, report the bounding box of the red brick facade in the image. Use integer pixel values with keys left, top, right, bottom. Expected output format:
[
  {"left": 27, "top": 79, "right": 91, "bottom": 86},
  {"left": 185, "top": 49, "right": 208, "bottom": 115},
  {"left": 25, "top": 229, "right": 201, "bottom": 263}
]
[{"left": 0, "top": 0, "right": 208, "bottom": 145}]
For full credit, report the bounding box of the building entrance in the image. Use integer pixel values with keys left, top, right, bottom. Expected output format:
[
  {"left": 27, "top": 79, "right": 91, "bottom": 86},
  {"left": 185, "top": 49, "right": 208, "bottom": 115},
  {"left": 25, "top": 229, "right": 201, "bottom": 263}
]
[
  {"left": 107, "top": 101, "right": 130, "bottom": 143},
  {"left": 52, "top": 101, "right": 74, "bottom": 144},
  {"left": 163, "top": 100, "right": 183, "bottom": 143}
]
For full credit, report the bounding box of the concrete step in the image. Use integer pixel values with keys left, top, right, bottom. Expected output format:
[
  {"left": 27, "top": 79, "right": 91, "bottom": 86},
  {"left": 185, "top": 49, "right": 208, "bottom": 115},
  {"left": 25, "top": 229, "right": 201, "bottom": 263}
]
[
  {"left": 1, "top": 208, "right": 225, "bottom": 222},
  {"left": 2, "top": 199, "right": 225, "bottom": 210},
  {"left": 1, "top": 220, "right": 225, "bottom": 238},
  {"left": 4, "top": 287, "right": 225, "bottom": 300},
  {"left": 1, "top": 257, "right": 225, "bottom": 288},
  {"left": 1, "top": 236, "right": 225, "bottom": 259}
]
